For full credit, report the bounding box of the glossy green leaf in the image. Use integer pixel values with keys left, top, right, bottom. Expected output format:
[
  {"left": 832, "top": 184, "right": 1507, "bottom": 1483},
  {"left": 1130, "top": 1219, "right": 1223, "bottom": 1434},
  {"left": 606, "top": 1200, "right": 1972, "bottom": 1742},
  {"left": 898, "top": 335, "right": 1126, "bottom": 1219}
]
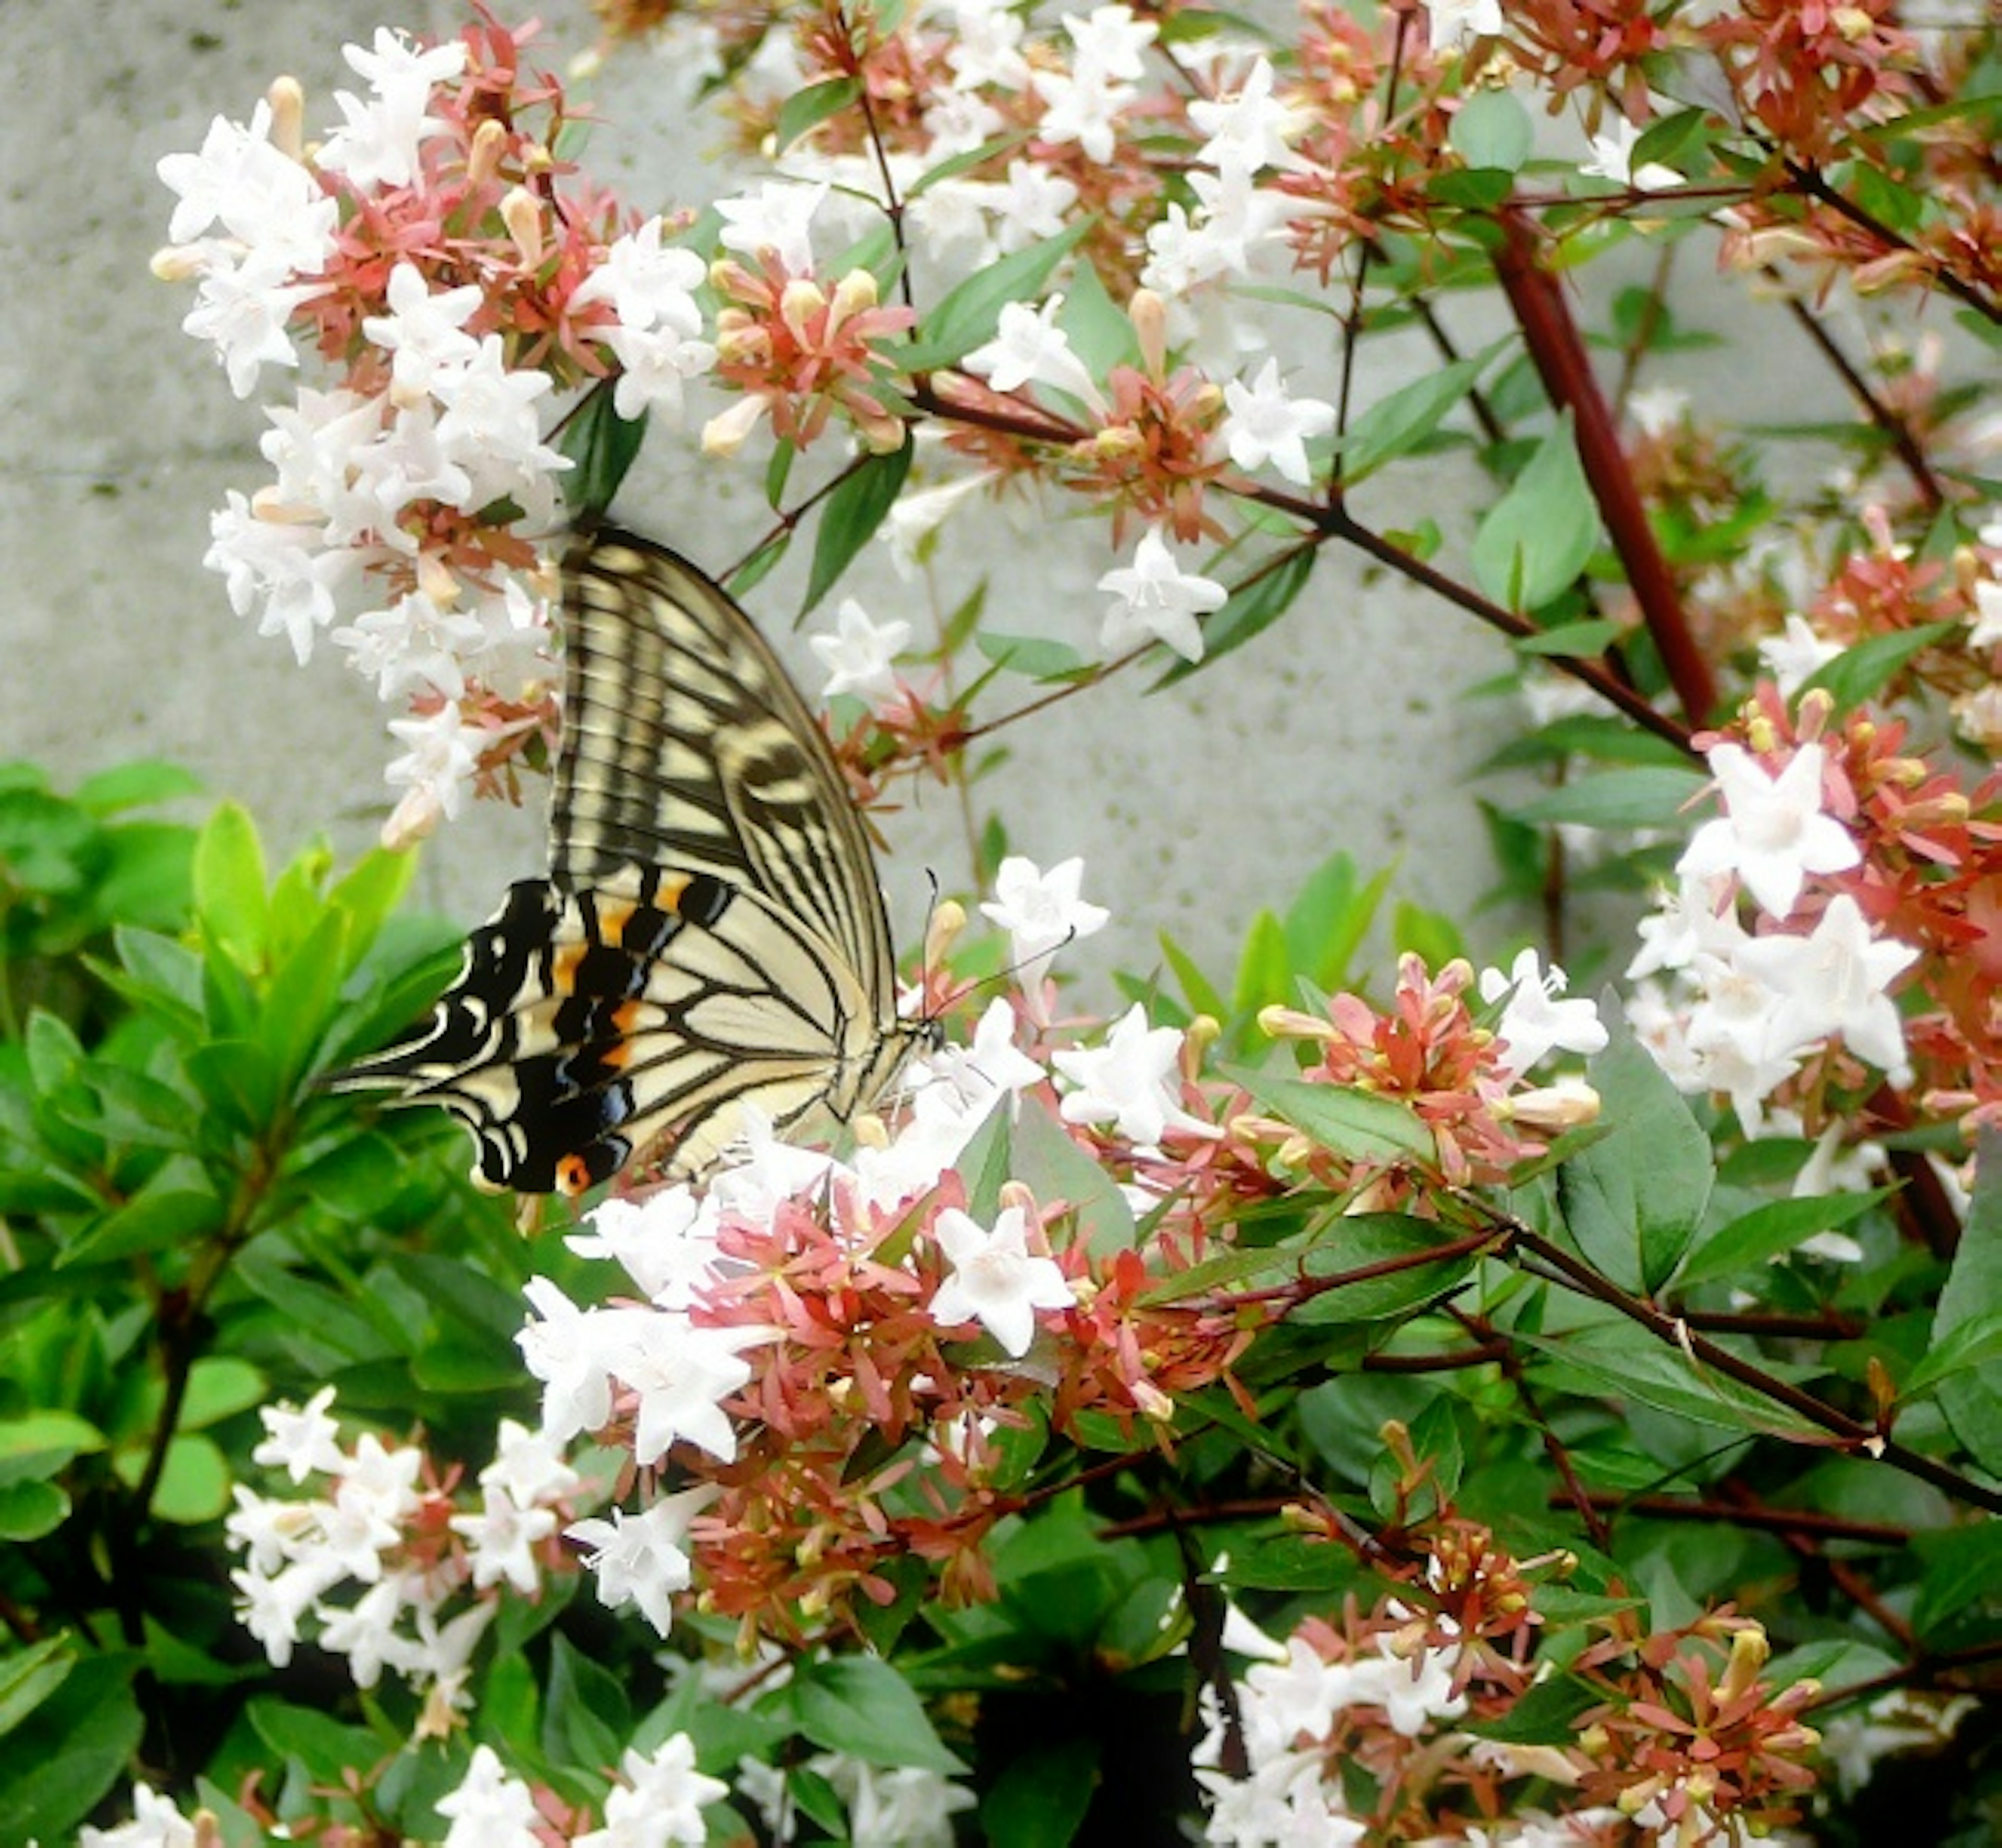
[
  {"left": 1511, "top": 766, "right": 1708, "bottom": 830},
  {"left": 1154, "top": 545, "right": 1316, "bottom": 685},
  {"left": 1676, "top": 1189, "right": 1890, "bottom": 1288},
  {"left": 984, "top": 1736, "right": 1100, "bottom": 1847},
  {"left": 803, "top": 441, "right": 913, "bottom": 614},
  {"left": 906, "top": 219, "right": 1094, "bottom": 370},
  {"left": 1934, "top": 1130, "right": 2002, "bottom": 1475},
  {"left": 792, "top": 1656, "right": 966, "bottom": 1772},
  {"left": 1296, "top": 1213, "right": 1479, "bottom": 1324},
  {"left": 1802, "top": 621, "right": 1960, "bottom": 713},
  {"left": 557, "top": 387, "right": 648, "bottom": 520},
  {"left": 1226, "top": 1067, "right": 1437, "bottom": 1167},
  {"left": 775, "top": 76, "right": 860, "bottom": 152},
  {"left": 191, "top": 801, "right": 270, "bottom": 972},
  {"left": 1558, "top": 1022, "right": 1713, "bottom": 1292}
]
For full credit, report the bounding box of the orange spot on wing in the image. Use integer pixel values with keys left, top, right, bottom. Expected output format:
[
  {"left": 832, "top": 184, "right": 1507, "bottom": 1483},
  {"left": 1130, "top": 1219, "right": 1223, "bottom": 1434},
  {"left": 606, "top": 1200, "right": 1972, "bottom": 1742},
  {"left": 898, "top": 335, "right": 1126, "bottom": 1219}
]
[
  {"left": 556, "top": 1155, "right": 594, "bottom": 1195},
  {"left": 599, "top": 1001, "right": 641, "bottom": 1069}
]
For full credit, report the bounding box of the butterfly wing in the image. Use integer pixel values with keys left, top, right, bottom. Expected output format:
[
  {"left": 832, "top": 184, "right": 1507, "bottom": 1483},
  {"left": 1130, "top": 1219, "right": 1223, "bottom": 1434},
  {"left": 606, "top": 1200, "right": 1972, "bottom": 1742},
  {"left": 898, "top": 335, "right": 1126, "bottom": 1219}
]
[
  {"left": 332, "top": 528, "right": 915, "bottom": 1194},
  {"left": 554, "top": 528, "right": 898, "bottom": 1008}
]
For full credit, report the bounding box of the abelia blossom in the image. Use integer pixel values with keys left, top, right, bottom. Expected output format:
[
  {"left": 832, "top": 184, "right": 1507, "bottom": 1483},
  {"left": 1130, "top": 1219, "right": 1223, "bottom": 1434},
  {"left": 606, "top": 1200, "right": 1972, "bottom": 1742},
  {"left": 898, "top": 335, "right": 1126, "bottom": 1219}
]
[
  {"left": 1677, "top": 742, "right": 1861, "bottom": 921},
  {"left": 1096, "top": 527, "right": 1228, "bottom": 661},
  {"left": 927, "top": 1203, "right": 1077, "bottom": 1356},
  {"left": 811, "top": 597, "right": 913, "bottom": 705}
]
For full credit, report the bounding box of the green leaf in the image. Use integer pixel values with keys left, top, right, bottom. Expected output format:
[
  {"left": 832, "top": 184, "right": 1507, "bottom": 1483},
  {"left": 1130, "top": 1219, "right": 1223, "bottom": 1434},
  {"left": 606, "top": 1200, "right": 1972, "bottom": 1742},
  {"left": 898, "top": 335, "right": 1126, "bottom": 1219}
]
[
  {"left": 1154, "top": 546, "right": 1316, "bottom": 684},
  {"left": 0, "top": 1480, "right": 69, "bottom": 1541},
  {"left": 1284, "top": 852, "right": 1389, "bottom": 994},
  {"left": 1232, "top": 911, "right": 1291, "bottom": 1019},
  {"left": 984, "top": 1736, "right": 1100, "bottom": 1847},
  {"left": 1511, "top": 766, "right": 1708, "bottom": 830},
  {"left": 1448, "top": 88, "right": 1533, "bottom": 172},
  {"left": 906, "top": 219, "right": 1094, "bottom": 371},
  {"left": 1515, "top": 618, "right": 1623, "bottom": 658},
  {"left": 1676, "top": 1190, "right": 1890, "bottom": 1289},
  {"left": 1465, "top": 1672, "right": 1601, "bottom": 1744},
  {"left": 1340, "top": 341, "right": 1506, "bottom": 483},
  {"left": 192, "top": 801, "right": 270, "bottom": 972},
  {"left": 976, "top": 631, "right": 1089, "bottom": 679},
  {"left": 791, "top": 1656, "right": 965, "bottom": 1772},
  {"left": 1517, "top": 1329, "right": 1820, "bottom": 1438},
  {"left": 59, "top": 1180, "right": 223, "bottom": 1269},
  {"left": 562, "top": 389, "right": 651, "bottom": 520},
  {"left": 803, "top": 442, "right": 914, "bottom": 614},
  {"left": 0, "top": 1652, "right": 142, "bottom": 1843},
  {"left": 0, "top": 1634, "right": 73, "bottom": 1737},
  {"left": 72, "top": 759, "right": 205, "bottom": 815},
  {"left": 543, "top": 1631, "right": 631, "bottom": 1771},
  {"left": 775, "top": 76, "right": 860, "bottom": 152},
  {"left": 1935, "top": 1129, "right": 2002, "bottom": 1475},
  {"left": 1558, "top": 1015, "right": 1713, "bottom": 1292},
  {"left": 1911, "top": 1522, "right": 2002, "bottom": 1640},
  {"left": 1802, "top": 620, "right": 1961, "bottom": 714},
  {"left": 1158, "top": 932, "right": 1227, "bottom": 1022},
  {"left": 1471, "top": 413, "right": 1602, "bottom": 613},
  {"left": 1295, "top": 1213, "right": 1479, "bottom": 1325},
  {"left": 1225, "top": 1067, "right": 1437, "bottom": 1168}
]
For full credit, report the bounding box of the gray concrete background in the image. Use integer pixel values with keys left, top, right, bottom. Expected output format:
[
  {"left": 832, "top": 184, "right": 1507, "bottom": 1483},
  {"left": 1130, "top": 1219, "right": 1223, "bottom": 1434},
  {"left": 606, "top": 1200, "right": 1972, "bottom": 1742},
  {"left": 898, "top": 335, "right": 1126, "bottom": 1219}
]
[{"left": 0, "top": 0, "right": 1887, "bottom": 996}]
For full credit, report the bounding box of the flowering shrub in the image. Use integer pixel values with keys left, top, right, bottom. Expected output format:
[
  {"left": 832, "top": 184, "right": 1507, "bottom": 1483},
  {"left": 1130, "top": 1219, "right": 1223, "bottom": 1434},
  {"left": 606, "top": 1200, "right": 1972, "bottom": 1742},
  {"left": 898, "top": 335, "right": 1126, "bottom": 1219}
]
[{"left": 3, "top": 0, "right": 1998, "bottom": 1841}]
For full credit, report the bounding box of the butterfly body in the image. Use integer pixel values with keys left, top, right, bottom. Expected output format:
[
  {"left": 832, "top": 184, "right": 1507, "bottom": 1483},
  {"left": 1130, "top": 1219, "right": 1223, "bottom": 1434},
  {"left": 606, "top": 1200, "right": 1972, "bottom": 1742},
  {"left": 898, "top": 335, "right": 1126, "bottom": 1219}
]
[{"left": 336, "top": 529, "right": 926, "bottom": 1194}]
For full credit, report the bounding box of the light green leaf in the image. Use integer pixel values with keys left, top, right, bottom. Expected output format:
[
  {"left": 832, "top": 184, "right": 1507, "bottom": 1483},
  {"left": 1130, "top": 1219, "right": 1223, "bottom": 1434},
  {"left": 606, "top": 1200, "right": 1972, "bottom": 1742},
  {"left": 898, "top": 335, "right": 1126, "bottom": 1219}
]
[
  {"left": 791, "top": 1657, "right": 966, "bottom": 1772},
  {"left": 1511, "top": 766, "right": 1708, "bottom": 830},
  {"left": 775, "top": 76, "right": 860, "bottom": 152},
  {"left": 906, "top": 219, "right": 1094, "bottom": 371},
  {"left": 1935, "top": 1129, "right": 2002, "bottom": 1474},
  {"left": 1471, "top": 413, "right": 1602, "bottom": 612},
  {"left": 192, "top": 801, "right": 270, "bottom": 972},
  {"left": 1449, "top": 88, "right": 1534, "bottom": 172},
  {"left": 1339, "top": 341, "right": 1505, "bottom": 483},
  {"left": 1226, "top": 1067, "right": 1437, "bottom": 1168}
]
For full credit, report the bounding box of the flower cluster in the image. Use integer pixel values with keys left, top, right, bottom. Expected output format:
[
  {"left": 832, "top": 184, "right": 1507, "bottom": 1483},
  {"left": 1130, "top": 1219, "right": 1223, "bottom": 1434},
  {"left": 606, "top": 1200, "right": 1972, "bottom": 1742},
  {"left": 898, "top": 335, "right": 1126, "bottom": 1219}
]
[
  {"left": 1629, "top": 689, "right": 2002, "bottom": 1159},
  {"left": 1195, "top": 1521, "right": 1824, "bottom": 1845},
  {"left": 225, "top": 1389, "right": 584, "bottom": 1727},
  {"left": 1261, "top": 949, "right": 1607, "bottom": 1193}
]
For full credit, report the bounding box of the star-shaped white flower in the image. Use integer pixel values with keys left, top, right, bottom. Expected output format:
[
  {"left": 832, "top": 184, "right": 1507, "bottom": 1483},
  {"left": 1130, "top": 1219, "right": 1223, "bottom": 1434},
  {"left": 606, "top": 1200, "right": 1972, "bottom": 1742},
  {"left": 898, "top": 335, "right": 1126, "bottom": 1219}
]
[
  {"left": 1676, "top": 742, "right": 1860, "bottom": 921},
  {"left": 1053, "top": 1005, "right": 1216, "bottom": 1147},
  {"left": 927, "top": 1205, "right": 1076, "bottom": 1357},
  {"left": 962, "top": 295, "right": 1104, "bottom": 408},
  {"left": 1730, "top": 895, "right": 1919, "bottom": 1076},
  {"left": 810, "top": 596, "right": 912, "bottom": 704},
  {"left": 1478, "top": 948, "right": 1608, "bottom": 1081},
  {"left": 1096, "top": 527, "right": 1228, "bottom": 663},
  {"left": 980, "top": 854, "right": 1110, "bottom": 978},
  {"left": 565, "top": 1486, "right": 717, "bottom": 1638},
  {"left": 1221, "top": 359, "right": 1335, "bottom": 487}
]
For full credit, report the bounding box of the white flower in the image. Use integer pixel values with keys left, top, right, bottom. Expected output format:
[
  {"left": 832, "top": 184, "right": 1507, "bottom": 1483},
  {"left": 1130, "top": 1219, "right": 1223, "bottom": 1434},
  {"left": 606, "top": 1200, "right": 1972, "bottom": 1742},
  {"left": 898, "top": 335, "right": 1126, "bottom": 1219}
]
[
  {"left": 516, "top": 1276, "right": 619, "bottom": 1440},
  {"left": 944, "top": 0, "right": 1032, "bottom": 91},
  {"left": 607, "top": 1312, "right": 758, "bottom": 1466},
  {"left": 1426, "top": 0, "right": 1504, "bottom": 53},
  {"left": 716, "top": 179, "right": 828, "bottom": 274},
  {"left": 990, "top": 158, "right": 1081, "bottom": 254},
  {"left": 881, "top": 471, "right": 993, "bottom": 577},
  {"left": 1220, "top": 359, "right": 1335, "bottom": 487},
  {"left": 481, "top": 1417, "right": 582, "bottom": 1508},
  {"left": 1730, "top": 894, "right": 1920, "bottom": 1077},
  {"left": 179, "top": 248, "right": 322, "bottom": 398},
  {"left": 573, "top": 217, "right": 709, "bottom": 334},
  {"left": 980, "top": 854, "right": 1110, "bottom": 979},
  {"left": 912, "top": 996, "right": 1047, "bottom": 1114},
  {"left": 1053, "top": 1005, "right": 1216, "bottom": 1148},
  {"left": 450, "top": 1485, "right": 557, "bottom": 1594},
  {"left": 383, "top": 699, "right": 485, "bottom": 833},
  {"left": 1188, "top": 56, "right": 1307, "bottom": 175},
  {"left": 1676, "top": 742, "right": 1861, "bottom": 921},
  {"left": 1967, "top": 577, "right": 2002, "bottom": 650},
  {"left": 1626, "top": 383, "right": 1689, "bottom": 437},
  {"left": 430, "top": 335, "right": 569, "bottom": 500},
  {"left": 1097, "top": 528, "right": 1228, "bottom": 662},
  {"left": 600, "top": 321, "right": 718, "bottom": 422},
  {"left": 823, "top": 1756, "right": 978, "bottom": 1847},
  {"left": 566, "top": 1487, "right": 717, "bottom": 1636},
  {"left": 1628, "top": 875, "right": 1747, "bottom": 979},
  {"left": 361, "top": 261, "right": 483, "bottom": 406},
  {"left": 810, "top": 597, "right": 912, "bottom": 704},
  {"left": 204, "top": 492, "right": 351, "bottom": 666},
  {"left": 1478, "top": 948, "right": 1609, "bottom": 1081},
  {"left": 316, "top": 29, "right": 467, "bottom": 191},
  {"left": 157, "top": 100, "right": 337, "bottom": 274},
  {"left": 79, "top": 1781, "right": 199, "bottom": 1848},
  {"left": 1579, "top": 117, "right": 1684, "bottom": 191},
  {"left": 928, "top": 1205, "right": 1076, "bottom": 1356},
  {"left": 1348, "top": 1638, "right": 1467, "bottom": 1737},
  {"left": 1758, "top": 613, "right": 1844, "bottom": 697},
  {"left": 435, "top": 1743, "right": 542, "bottom": 1848},
  {"left": 576, "top": 1734, "right": 730, "bottom": 1848},
  {"left": 252, "top": 1387, "right": 346, "bottom": 1483},
  {"left": 569, "top": 1188, "right": 724, "bottom": 1309},
  {"left": 962, "top": 295, "right": 1103, "bottom": 408}
]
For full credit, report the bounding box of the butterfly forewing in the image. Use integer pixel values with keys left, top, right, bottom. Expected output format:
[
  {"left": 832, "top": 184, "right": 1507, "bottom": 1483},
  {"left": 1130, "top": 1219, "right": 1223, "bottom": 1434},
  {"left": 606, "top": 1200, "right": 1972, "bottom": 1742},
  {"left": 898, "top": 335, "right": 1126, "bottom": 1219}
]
[
  {"left": 555, "top": 533, "right": 897, "bottom": 1004},
  {"left": 332, "top": 528, "right": 924, "bottom": 1194}
]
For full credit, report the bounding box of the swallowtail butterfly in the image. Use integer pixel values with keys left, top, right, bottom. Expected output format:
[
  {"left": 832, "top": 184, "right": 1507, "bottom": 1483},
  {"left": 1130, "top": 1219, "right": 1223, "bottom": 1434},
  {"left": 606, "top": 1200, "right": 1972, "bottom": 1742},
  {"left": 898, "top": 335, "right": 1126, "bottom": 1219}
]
[{"left": 334, "top": 527, "right": 931, "bottom": 1195}]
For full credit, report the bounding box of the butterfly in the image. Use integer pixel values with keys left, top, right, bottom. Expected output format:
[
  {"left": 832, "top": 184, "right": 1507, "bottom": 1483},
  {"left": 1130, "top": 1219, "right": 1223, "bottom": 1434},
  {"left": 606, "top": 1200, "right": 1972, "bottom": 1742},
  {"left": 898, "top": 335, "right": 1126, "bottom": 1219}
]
[{"left": 333, "top": 526, "right": 932, "bottom": 1195}]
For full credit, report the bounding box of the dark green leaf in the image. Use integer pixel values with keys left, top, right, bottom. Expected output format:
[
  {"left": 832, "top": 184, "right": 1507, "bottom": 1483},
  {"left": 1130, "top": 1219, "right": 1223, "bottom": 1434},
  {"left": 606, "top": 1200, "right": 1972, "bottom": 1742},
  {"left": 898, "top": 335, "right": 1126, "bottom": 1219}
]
[
  {"left": 984, "top": 1736, "right": 1099, "bottom": 1847},
  {"left": 1676, "top": 1190, "right": 1890, "bottom": 1289},
  {"left": 1802, "top": 621, "right": 1959, "bottom": 713},
  {"left": 1935, "top": 1129, "right": 2002, "bottom": 1475},
  {"left": 1296, "top": 1214, "right": 1479, "bottom": 1325},
  {"left": 1154, "top": 546, "right": 1316, "bottom": 686},
  {"left": 59, "top": 1180, "right": 222, "bottom": 1269},
  {"left": 792, "top": 1656, "right": 966, "bottom": 1772},
  {"left": 557, "top": 388, "right": 649, "bottom": 520},
  {"left": 0, "top": 1653, "right": 142, "bottom": 1843},
  {"left": 1226, "top": 1067, "right": 1437, "bottom": 1167},
  {"left": 1558, "top": 1018, "right": 1714, "bottom": 1292},
  {"left": 803, "top": 442, "right": 914, "bottom": 614},
  {"left": 906, "top": 219, "right": 1094, "bottom": 370}
]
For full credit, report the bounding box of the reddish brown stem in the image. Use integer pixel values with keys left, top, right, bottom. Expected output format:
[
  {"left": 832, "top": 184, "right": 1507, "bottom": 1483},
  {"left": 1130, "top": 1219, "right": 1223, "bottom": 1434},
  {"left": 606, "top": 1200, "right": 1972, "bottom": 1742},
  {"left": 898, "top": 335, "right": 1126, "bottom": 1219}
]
[{"left": 1492, "top": 206, "right": 1718, "bottom": 727}]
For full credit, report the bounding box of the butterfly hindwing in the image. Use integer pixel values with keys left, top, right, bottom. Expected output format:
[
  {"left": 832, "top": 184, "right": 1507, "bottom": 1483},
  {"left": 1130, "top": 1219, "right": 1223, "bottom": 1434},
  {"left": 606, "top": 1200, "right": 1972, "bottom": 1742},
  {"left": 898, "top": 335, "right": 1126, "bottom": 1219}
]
[{"left": 333, "top": 528, "right": 924, "bottom": 1194}]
